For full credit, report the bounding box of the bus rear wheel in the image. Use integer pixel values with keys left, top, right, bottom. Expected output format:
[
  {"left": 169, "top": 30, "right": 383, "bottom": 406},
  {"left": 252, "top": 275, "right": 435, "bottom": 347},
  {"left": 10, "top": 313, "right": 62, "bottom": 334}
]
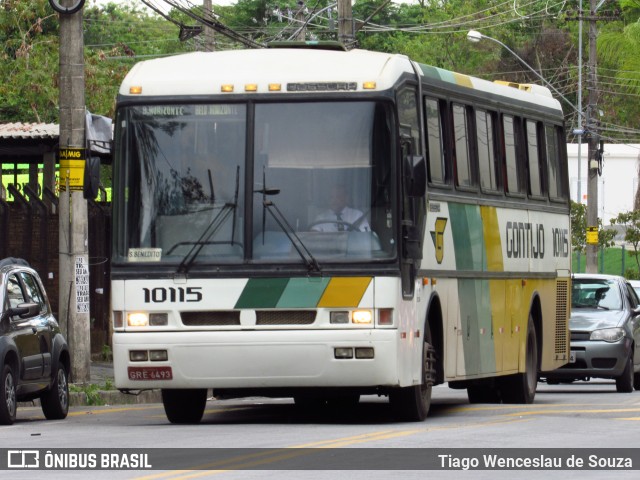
[
  {"left": 162, "top": 389, "right": 208, "bottom": 424},
  {"left": 501, "top": 316, "right": 538, "bottom": 404}
]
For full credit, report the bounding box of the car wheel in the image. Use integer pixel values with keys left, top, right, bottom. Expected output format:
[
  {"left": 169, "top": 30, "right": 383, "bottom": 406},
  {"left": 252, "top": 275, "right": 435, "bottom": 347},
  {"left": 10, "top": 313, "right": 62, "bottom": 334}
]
[
  {"left": 161, "top": 389, "right": 207, "bottom": 424},
  {"left": 500, "top": 316, "right": 538, "bottom": 404},
  {"left": 615, "top": 354, "right": 634, "bottom": 393},
  {"left": 41, "top": 364, "right": 70, "bottom": 420},
  {"left": 0, "top": 364, "right": 17, "bottom": 425}
]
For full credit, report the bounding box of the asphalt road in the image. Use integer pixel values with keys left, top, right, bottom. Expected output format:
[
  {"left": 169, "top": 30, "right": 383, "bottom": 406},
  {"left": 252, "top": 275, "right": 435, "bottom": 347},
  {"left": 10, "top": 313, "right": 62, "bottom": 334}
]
[{"left": 5, "top": 379, "right": 640, "bottom": 479}]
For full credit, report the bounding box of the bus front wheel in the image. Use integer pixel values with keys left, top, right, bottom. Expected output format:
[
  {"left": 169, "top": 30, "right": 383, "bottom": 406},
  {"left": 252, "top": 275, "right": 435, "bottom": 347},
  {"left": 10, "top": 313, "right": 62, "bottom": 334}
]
[
  {"left": 162, "top": 389, "right": 208, "bottom": 424},
  {"left": 390, "top": 330, "right": 436, "bottom": 421}
]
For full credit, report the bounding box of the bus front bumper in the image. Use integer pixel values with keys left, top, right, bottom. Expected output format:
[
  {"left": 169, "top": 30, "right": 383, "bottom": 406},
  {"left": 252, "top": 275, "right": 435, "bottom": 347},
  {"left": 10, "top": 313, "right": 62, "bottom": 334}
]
[{"left": 113, "top": 329, "right": 402, "bottom": 391}]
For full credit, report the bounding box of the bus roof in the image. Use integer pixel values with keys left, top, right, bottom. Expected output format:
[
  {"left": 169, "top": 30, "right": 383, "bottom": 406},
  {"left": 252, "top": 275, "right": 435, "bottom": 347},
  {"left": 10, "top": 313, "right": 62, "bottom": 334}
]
[{"left": 119, "top": 48, "right": 562, "bottom": 112}]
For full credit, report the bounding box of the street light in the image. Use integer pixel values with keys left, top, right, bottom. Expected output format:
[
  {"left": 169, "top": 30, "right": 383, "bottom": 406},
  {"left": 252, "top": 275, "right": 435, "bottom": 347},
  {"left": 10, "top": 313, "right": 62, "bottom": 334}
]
[{"left": 466, "top": 30, "right": 579, "bottom": 115}]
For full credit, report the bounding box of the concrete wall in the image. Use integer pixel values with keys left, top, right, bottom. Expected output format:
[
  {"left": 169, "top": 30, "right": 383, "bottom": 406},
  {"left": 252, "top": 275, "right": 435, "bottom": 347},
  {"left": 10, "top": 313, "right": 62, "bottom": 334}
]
[{"left": 568, "top": 143, "right": 640, "bottom": 225}]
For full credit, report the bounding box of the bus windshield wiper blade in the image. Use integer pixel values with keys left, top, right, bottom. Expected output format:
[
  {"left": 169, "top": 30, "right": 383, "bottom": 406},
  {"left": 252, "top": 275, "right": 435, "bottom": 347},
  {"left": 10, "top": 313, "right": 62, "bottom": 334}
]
[
  {"left": 176, "top": 166, "right": 241, "bottom": 275},
  {"left": 175, "top": 203, "right": 235, "bottom": 275},
  {"left": 262, "top": 199, "right": 321, "bottom": 274}
]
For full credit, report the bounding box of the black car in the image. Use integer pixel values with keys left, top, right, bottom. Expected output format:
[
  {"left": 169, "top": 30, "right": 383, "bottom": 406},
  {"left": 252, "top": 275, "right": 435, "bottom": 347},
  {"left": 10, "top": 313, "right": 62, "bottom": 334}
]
[
  {"left": 544, "top": 274, "right": 640, "bottom": 392},
  {"left": 0, "top": 258, "right": 70, "bottom": 424}
]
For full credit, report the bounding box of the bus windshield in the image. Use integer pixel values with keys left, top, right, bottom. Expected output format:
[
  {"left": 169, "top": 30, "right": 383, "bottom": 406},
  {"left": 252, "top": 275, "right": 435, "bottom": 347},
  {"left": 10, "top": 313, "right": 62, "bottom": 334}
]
[{"left": 114, "top": 101, "right": 397, "bottom": 267}]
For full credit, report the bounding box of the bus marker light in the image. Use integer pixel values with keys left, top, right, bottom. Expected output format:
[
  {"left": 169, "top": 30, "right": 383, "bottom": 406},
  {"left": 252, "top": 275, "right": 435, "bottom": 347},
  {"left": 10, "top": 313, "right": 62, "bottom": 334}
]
[
  {"left": 378, "top": 308, "right": 393, "bottom": 325},
  {"left": 422, "top": 278, "right": 429, "bottom": 285},
  {"left": 129, "top": 86, "right": 142, "bottom": 94},
  {"left": 268, "top": 83, "right": 282, "bottom": 91},
  {"left": 355, "top": 348, "right": 374, "bottom": 359},
  {"left": 128, "top": 312, "right": 149, "bottom": 327},
  {"left": 245, "top": 84, "right": 258, "bottom": 92},
  {"left": 352, "top": 310, "right": 372, "bottom": 324},
  {"left": 113, "top": 311, "right": 124, "bottom": 329},
  {"left": 221, "top": 84, "right": 234, "bottom": 93},
  {"left": 130, "top": 350, "right": 148, "bottom": 362},
  {"left": 363, "top": 81, "right": 376, "bottom": 90},
  {"left": 330, "top": 311, "right": 349, "bottom": 324},
  {"left": 149, "top": 350, "right": 168, "bottom": 361},
  {"left": 334, "top": 348, "right": 353, "bottom": 359},
  {"left": 431, "top": 278, "right": 437, "bottom": 285}
]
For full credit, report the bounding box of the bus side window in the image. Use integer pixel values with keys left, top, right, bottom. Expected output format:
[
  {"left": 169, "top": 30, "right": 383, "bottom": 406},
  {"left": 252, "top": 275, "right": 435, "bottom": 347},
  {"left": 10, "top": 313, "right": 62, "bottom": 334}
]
[
  {"left": 502, "top": 114, "right": 524, "bottom": 195},
  {"left": 452, "top": 103, "right": 475, "bottom": 189},
  {"left": 424, "top": 97, "right": 446, "bottom": 185},
  {"left": 526, "top": 119, "right": 545, "bottom": 198},
  {"left": 477, "top": 109, "right": 500, "bottom": 192}
]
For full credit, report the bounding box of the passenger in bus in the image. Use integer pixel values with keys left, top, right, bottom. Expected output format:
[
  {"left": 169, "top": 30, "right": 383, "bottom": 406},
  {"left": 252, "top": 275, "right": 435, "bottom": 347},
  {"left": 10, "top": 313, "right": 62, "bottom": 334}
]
[{"left": 311, "top": 184, "right": 370, "bottom": 232}]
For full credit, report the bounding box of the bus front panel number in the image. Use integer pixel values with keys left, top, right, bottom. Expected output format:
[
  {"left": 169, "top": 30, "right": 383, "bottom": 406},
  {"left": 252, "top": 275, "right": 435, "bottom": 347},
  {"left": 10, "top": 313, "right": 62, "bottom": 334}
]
[{"left": 143, "top": 287, "right": 203, "bottom": 303}]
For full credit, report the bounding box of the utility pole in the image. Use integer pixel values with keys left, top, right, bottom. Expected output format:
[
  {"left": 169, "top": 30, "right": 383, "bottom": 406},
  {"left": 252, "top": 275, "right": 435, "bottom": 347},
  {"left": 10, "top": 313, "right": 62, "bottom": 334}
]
[
  {"left": 585, "top": 0, "right": 600, "bottom": 273},
  {"left": 294, "top": 2, "right": 306, "bottom": 41},
  {"left": 203, "top": 0, "right": 215, "bottom": 51},
  {"left": 338, "top": 0, "right": 354, "bottom": 47},
  {"left": 54, "top": 0, "right": 91, "bottom": 383}
]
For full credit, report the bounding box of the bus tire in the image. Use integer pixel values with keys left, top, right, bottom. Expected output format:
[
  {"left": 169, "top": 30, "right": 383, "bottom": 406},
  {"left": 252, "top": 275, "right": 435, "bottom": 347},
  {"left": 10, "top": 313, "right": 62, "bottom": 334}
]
[
  {"left": 390, "top": 327, "right": 436, "bottom": 421},
  {"left": 162, "top": 389, "right": 208, "bottom": 424},
  {"left": 501, "top": 316, "right": 538, "bottom": 404}
]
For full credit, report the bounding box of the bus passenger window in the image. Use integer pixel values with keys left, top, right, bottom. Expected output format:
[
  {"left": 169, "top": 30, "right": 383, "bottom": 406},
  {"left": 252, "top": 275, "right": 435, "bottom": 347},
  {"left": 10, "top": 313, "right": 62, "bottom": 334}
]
[
  {"left": 476, "top": 110, "right": 499, "bottom": 192},
  {"left": 503, "top": 115, "right": 521, "bottom": 194},
  {"left": 452, "top": 104, "right": 473, "bottom": 188},
  {"left": 424, "top": 97, "right": 445, "bottom": 184},
  {"left": 526, "top": 120, "right": 543, "bottom": 197}
]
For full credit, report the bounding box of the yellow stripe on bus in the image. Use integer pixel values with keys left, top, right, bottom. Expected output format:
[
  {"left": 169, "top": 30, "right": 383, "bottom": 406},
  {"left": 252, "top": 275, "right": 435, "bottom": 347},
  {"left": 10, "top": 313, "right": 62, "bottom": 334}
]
[{"left": 317, "top": 277, "right": 372, "bottom": 308}]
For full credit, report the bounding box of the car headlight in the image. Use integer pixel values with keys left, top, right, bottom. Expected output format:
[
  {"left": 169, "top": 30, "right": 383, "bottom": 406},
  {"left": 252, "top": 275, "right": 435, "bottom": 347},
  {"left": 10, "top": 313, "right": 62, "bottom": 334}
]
[{"left": 590, "top": 327, "right": 624, "bottom": 343}]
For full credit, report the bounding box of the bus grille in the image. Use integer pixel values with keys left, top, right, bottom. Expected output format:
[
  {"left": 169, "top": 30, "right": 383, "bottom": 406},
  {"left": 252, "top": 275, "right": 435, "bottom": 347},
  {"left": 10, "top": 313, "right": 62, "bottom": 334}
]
[
  {"left": 256, "top": 310, "right": 316, "bottom": 325},
  {"left": 181, "top": 311, "right": 240, "bottom": 326},
  {"left": 555, "top": 280, "right": 569, "bottom": 355}
]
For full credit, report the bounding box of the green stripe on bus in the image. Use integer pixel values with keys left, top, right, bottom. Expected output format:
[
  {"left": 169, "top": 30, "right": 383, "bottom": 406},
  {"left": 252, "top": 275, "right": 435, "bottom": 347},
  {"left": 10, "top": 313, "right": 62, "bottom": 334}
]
[
  {"left": 458, "top": 279, "right": 497, "bottom": 376},
  {"left": 277, "top": 277, "right": 330, "bottom": 308},
  {"left": 234, "top": 278, "right": 289, "bottom": 308},
  {"left": 448, "top": 203, "right": 485, "bottom": 271}
]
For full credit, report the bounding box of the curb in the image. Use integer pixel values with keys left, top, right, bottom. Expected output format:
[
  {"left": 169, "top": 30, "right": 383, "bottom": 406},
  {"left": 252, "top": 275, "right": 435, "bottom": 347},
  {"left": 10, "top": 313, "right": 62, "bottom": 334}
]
[{"left": 20, "top": 389, "right": 162, "bottom": 408}]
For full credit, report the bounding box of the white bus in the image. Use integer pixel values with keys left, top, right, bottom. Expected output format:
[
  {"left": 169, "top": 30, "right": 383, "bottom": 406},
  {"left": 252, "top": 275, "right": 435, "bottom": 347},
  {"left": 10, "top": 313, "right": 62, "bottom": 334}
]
[{"left": 110, "top": 43, "right": 570, "bottom": 423}]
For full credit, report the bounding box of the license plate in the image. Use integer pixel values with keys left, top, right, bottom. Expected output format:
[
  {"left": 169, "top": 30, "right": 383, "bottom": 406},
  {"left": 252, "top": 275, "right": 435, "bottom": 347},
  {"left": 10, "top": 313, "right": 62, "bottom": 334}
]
[
  {"left": 569, "top": 352, "right": 576, "bottom": 363},
  {"left": 128, "top": 366, "right": 173, "bottom": 381}
]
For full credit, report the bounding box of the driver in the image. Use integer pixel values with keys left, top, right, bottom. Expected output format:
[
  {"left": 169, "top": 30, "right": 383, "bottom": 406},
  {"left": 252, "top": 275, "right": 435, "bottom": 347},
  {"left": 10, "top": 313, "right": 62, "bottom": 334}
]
[{"left": 311, "top": 184, "right": 370, "bottom": 232}]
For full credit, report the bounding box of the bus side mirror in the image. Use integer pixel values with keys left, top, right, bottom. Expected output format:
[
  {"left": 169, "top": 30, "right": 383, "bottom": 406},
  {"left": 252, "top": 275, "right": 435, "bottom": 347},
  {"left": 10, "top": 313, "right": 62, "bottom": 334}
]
[
  {"left": 83, "top": 156, "right": 101, "bottom": 200},
  {"left": 404, "top": 155, "right": 426, "bottom": 197}
]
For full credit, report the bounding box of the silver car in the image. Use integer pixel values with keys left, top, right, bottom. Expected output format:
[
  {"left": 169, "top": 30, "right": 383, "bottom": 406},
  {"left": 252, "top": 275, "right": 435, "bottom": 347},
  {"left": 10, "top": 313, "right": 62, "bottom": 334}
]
[{"left": 544, "top": 274, "right": 640, "bottom": 392}]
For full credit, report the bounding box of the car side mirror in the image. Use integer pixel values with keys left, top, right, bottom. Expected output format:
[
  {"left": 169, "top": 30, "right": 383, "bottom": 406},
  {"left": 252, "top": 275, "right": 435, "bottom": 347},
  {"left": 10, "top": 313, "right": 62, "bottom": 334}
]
[{"left": 7, "top": 302, "right": 40, "bottom": 320}]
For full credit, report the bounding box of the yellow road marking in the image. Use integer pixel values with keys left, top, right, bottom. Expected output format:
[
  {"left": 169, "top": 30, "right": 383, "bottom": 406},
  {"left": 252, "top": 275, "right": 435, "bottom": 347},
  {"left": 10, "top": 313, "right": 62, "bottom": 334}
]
[{"left": 133, "top": 417, "right": 529, "bottom": 480}]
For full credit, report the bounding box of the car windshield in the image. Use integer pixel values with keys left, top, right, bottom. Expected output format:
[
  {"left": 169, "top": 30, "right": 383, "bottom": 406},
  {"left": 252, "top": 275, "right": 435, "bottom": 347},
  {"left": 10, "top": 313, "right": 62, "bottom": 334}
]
[{"left": 572, "top": 279, "right": 622, "bottom": 310}]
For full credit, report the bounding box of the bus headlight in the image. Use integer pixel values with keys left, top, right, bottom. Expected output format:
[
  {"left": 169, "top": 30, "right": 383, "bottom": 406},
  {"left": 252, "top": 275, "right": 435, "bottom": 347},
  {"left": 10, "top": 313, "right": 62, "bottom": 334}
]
[
  {"left": 352, "top": 310, "right": 372, "bottom": 324},
  {"left": 128, "top": 312, "right": 148, "bottom": 327}
]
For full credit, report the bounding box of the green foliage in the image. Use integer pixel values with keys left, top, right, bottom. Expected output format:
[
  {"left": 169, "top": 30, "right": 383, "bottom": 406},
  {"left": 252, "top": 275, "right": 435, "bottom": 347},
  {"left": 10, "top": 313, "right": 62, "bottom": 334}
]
[
  {"left": 570, "top": 201, "right": 616, "bottom": 254},
  {"left": 610, "top": 210, "right": 640, "bottom": 272}
]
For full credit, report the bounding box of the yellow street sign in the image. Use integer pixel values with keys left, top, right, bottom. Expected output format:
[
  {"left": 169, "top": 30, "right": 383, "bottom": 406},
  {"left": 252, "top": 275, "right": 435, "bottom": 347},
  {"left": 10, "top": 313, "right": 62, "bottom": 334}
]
[
  {"left": 59, "top": 147, "right": 85, "bottom": 191},
  {"left": 586, "top": 226, "right": 598, "bottom": 245}
]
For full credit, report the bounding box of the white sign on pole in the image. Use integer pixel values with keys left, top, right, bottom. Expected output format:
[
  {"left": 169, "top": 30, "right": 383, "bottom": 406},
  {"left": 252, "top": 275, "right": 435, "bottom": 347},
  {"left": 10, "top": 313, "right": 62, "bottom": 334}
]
[{"left": 75, "top": 256, "right": 90, "bottom": 314}]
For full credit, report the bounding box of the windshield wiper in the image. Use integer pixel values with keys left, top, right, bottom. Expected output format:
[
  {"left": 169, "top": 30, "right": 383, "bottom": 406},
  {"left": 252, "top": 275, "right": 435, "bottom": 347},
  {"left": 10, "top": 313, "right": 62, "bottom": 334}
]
[
  {"left": 175, "top": 167, "right": 240, "bottom": 275},
  {"left": 255, "top": 168, "right": 320, "bottom": 273}
]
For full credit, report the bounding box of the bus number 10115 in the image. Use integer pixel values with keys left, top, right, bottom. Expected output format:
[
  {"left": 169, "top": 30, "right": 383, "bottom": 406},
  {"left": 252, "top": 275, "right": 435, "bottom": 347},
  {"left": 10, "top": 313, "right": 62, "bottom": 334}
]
[{"left": 142, "top": 287, "right": 203, "bottom": 303}]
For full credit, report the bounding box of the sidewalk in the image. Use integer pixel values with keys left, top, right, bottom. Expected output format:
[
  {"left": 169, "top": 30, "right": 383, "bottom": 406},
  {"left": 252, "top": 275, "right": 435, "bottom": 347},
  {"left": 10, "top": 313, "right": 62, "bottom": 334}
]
[
  {"left": 19, "top": 362, "right": 162, "bottom": 408},
  {"left": 67, "top": 361, "right": 162, "bottom": 407}
]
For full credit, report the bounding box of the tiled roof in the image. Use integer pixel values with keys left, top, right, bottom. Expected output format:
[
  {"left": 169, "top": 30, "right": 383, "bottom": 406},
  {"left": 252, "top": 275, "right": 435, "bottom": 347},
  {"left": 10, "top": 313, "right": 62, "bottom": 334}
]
[{"left": 0, "top": 123, "right": 58, "bottom": 139}]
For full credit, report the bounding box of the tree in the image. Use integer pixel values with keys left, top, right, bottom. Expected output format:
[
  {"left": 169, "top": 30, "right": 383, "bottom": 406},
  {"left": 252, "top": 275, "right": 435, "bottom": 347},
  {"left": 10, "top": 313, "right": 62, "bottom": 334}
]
[
  {"left": 571, "top": 201, "right": 616, "bottom": 255},
  {"left": 610, "top": 209, "right": 640, "bottom": 275}
]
